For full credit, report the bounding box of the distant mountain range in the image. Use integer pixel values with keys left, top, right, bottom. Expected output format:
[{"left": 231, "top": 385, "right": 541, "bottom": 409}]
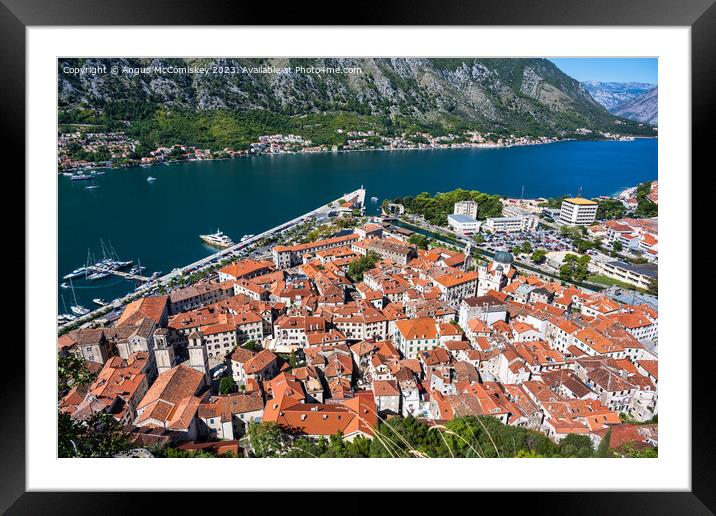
[
  {"left": 613, "top": 87, "right": 658, "bottom": 125},
  {"left": 57, "top": 58, "right": 655, "bottom": 150},
  {"left": 581, "top": 81, "right": 655, "bottom": 111},
  {"left": 581, "top": 81, "right": 657, "bottom": 125}
]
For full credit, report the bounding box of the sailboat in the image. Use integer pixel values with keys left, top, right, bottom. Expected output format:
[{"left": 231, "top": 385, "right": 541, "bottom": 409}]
[
  {"left": 68, "top": 278, "right": 89, "bottom": 316},
  {"left": 85, "top": 176, "right": 100, "bottom": 189},
  {"left": 58, "top": 294, "right": 77, "bottom": 324}
]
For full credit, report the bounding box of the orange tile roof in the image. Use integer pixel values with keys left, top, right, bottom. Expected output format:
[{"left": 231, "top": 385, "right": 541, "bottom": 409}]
[{"left": 395, "top": 317, "right": 438, "bottom": 340}]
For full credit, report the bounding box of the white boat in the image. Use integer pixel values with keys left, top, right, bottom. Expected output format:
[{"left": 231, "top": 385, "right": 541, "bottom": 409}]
[
  {"left": 85, "top": 185, "right": 100, "bottom": 190},
  {"left": 70, "top": 174, "right": 93, "bottom": 181},
  {"left": 87, "top": 271, "right": 110, "bottom": 281},
  {"left": 70, "top": 305, "right": 89, "bottom": 316},
  {"left": 63, "top": 267, "right": 88, "bottom": 280},
  {"left": 92, "top": 298, "right": 109, "bottom": 307},
  {"left": 240, "top": 234, "right": 255, "bottom": 243},
  {"left": 200, "top": 229, "right": 235, "bottom": 248},
  {"left": 147, "top": 176, "right": 157, "bottom": 182}
]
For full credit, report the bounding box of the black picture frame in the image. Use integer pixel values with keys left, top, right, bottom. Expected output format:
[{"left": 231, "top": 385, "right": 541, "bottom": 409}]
[{"left": 5, "top": 0, "right": 711, "bottom": 512}]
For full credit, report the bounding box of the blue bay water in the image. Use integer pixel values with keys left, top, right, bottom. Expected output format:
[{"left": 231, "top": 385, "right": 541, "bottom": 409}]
[{"left": 58, "top": 138, "right": 657, "bottom": 311}]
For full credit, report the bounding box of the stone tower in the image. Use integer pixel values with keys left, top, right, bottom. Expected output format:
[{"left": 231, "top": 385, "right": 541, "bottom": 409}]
[
  {"left": 463, "top": 241, "right": 473, "bottom": 272},
  {"left": 187, "top": 331, "right": 209, "bottom": 383},
  {"left": 153, "top": 328, "right": 175, "bottom": 376}
]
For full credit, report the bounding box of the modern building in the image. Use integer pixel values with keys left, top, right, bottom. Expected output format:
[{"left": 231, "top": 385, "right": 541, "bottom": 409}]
[
  {"left": 483, "top": 215, "right": 538, "bottom": 233},
  {"left": 448, "top": 214, "right": 481, "bottom": 235},
  {"left": 559, "top": 198, "right": 598, "bottom": 226},
  {"left": 453, "top": 200, "right": 479, "bottom": 219},
  {"left": 595, "top": 260, "right": 658, "bottom": 290}
]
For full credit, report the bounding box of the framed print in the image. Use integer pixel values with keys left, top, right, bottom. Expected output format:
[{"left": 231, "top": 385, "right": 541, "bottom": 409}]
[{"left": 6, "top": 0, "right": 713, "bottom": 512}]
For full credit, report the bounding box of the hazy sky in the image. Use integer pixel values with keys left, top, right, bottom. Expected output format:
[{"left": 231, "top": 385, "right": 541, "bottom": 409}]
[{"left": 549, "top": 58, "right": 657, "bottom": 84}]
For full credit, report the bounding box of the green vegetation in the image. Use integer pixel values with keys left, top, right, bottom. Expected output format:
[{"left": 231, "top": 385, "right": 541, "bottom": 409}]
[
  {"left": 247, "top": 416, "right": 610, "bottom": 458},
  {"left": 393, "top": 189, "right": 503, "bottom": 227},
  {"left": 595, "top": 427, "right": 658, "bottom": 458},
  {"left": 634, "top": 181, "right": 658, "bottom": 218},
  {"left": 247, "top": 421, "right": 291, "bottom": 457},
  {"left": 148, "top": 445, "right": 237, "bottom": 458},
  {"left": 512, "top": 241, "right": 533, "bottom": 255},
  {"left": 408, "top": 234, "right": 431, "bottom": 250},
  {"left": 587, "top": 274, "right": 638, "bottom": 290},
  {"left": 219, "top": 376, "right": 237, "bottom": 395},
  {"left": 347, "top": 251, "right": 381, "bottom": 282},
  {"left": 560, "top": 253, "right": 591, "bottom": 282},
  {"left": 242, "top": 340, "right": 260, "bottom": 351},
  {"left": 58, "top": 354, "right": 97, "bottom": 395},
  {"left": 531, "top": 249, "right": 547, "bottom": 264},
  {"left": 559, "top": 225, "right": 595, "bottom": 254},
  {"left": 58, "top": 411, "right": 132, "bottom": 458},
  {"left": 596, "top": 198, "right": 627, "bottom": 220}
]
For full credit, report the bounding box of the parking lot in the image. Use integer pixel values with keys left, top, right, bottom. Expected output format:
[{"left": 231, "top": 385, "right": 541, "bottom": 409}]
[{"left": 479, "top": 228, "right": 574, "bottom": 254}]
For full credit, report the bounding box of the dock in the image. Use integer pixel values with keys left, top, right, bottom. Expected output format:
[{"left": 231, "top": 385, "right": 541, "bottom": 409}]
[{"left": 85, "top": 266, "right": 153, "bottom": 282}]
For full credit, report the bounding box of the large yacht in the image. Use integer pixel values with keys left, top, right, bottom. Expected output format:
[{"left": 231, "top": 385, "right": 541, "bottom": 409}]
[{"left": 200, "top": 229, "right": 235, "bottom": 248}]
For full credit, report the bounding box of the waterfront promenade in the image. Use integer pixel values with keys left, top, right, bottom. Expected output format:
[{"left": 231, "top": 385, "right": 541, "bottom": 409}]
[{"left": 58, "top": 187, "right": 366, "bottom": 333}]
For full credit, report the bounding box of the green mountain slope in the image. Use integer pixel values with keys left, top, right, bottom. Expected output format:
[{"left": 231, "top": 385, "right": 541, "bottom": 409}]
[{"left": 58, "top": 57, "right": 655, "bottom": 150}]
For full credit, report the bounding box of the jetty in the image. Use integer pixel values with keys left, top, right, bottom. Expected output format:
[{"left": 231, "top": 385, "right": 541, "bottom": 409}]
[{"left": 84, "top": 266, "right": 153, "bottom": 282}]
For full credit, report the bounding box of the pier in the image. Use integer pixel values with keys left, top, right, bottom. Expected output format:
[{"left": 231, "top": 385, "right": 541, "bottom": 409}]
[{"left": 84, "top": 266, "right": 153, "bottom": 282}]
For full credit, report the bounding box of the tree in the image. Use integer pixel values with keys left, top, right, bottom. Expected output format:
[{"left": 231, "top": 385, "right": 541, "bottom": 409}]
[
  {"left": 248, "top": 422, "right": 290, "bottom": 457},
  {"left": 560, "top": 253, "right": 590, "bottom": 282},
  {"left": 634, "top": 181, "right": 658, "bottom": 218},
  {"left": 612, "top": 240, "right": 623, "bottom": 253},
  {"left": 596, "top": 429, "right": 613, "bottom": 457},
  {"left": 409, "top": 234, "right": 430, "bottom": 250},
  {"left": 58, "top": 354, "right": 97, "bottom": 395},
  {"left": 596, "top": 198, "right": 626, "bottom": 220},
  {"left": 219, "top": 376, "right": 236, "bottom": 395},
  {"left": 242, "top": 340, "right": 260, "bottom": 351},
  {"left": 531, "top": 249, "right": 547, "bottom": 264},
  {"left": 347, "top": 251, "right": 381, "bottom": 282},
  {"left": 58, "top": 411, "right": 132, "bottom": 458},
  {"left": 574, "top": 238, "right": 594, "bottom": 254},
  {"left": 557, "top": 433, "right": 594, "bottom": 458},
  {"left": 647, "top": 277, "right": 658, "bottom": 296},
  {"left": 288, "top": 350, "right": 299, "bottom": 368}
]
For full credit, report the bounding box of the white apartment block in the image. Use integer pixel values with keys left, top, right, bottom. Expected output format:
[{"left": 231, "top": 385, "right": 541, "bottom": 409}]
[
  {"left": 453, "top": 200, "right": 479, "bottom": 219},
  {"left": 559, "top": 198, "right": 598, "bottom": 225},
  {"left": 484, "top": 215, "right": 538, "bottom": 233}
]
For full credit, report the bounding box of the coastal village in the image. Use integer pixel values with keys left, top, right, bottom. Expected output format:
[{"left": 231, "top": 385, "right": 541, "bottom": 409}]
[
  {"left": 57, "top": 127, "right": 639, "bottom": 173},
  {"left": 58, "top": 187, "right": 659, "bottom": 458}
]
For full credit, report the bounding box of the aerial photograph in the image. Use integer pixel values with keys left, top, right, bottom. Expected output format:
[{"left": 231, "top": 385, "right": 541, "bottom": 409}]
[{"left": 57, "top": 57, "right": 658, "bottom": 459}]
